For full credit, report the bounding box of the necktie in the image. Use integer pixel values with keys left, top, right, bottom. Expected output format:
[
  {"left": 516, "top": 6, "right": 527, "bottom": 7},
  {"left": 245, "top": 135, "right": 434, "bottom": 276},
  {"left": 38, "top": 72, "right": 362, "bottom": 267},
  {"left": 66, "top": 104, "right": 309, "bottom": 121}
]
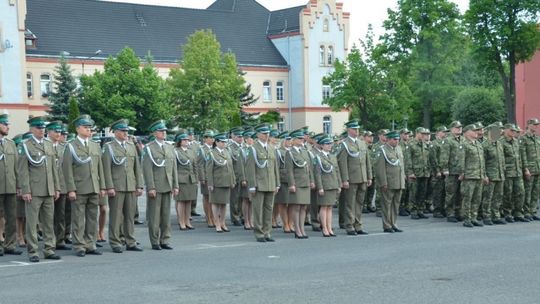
[{"left": 84, "top": 141, "right": 88, "bottom": 147}]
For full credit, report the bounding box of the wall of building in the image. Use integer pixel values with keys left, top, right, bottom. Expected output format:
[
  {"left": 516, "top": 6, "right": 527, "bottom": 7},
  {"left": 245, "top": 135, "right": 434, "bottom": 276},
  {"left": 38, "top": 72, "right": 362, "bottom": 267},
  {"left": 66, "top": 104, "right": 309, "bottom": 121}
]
[
  {"left": 516, "top": 50, "right": 540, "bottom": 129},
  {"left": 0, "top": 0, "right": 25, "bottom": 104},
  {"left": 270, "top": 35, "right": 305, "bottom": 109}
]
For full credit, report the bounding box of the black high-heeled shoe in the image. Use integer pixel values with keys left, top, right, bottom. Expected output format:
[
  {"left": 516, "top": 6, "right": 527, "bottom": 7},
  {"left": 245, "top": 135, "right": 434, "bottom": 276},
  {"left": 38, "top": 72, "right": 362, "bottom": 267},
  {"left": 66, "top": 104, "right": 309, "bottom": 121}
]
[
  {"left": 301, "top": 235, "right": 309, "bottom": 239},
  {"left": 294, "top": 233, "right": 301, "bottom": 239},
  {"left": 186, "top": 225, "right": 194, "bottom": 230},
  {"left": 178, "top": 224, "right": 187, "bottom": 231},
  {"left": 222, "top": 227, "right": 230, "bottom": 232},
  {"left": 322, "top": 232, "right": 331, "bottom": 237},
  {"left": 329, "top": 232, "right": 337, "bottom": 237}
]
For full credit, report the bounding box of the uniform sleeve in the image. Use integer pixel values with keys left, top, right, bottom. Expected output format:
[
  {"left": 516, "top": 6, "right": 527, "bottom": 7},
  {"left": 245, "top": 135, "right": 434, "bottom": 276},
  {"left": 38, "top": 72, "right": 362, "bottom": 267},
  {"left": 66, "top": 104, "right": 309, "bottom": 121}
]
[
  {"left": 98, "top": 148, "right": 106, "bottom": 190},
  {"left": 197, "top": 147, "right": 206, "bottom": 182},
  {"left": 142, "top": 146, "right": 156, "bottom": 190},
  {"left": 172, "top": 147, "right": 179, "bottom": 189},
  {"left": 405, "top": 144, "right": 413, "bottom": 176},
  {"left": 520, "top": 139, "right": 528, "bottom": 172},
  {"left": 374, "top": 147, "right": 387, "bottom": 188},
  {"left": 337, "top": 144, "right": 349, "bottom": 183},
  {"left": 17, "top": 145, "right": 30, "bottom": 195},
  {"left": 285, "top": 150, "right": 295, "bottom": 187},
  {"left": 206, "top": 151, "right": 214, "bottom": 188},
  {"left": 52, "top": 151, "right": 60, "bottom": 192},
  {"left": 245, "top": 147, "right": 257, "bottom": 190},
  {"left": 457, "top": 143, "right": 466, "bottom": 176},
  {"left": 314, "top": 157, "right": 323, "bottom": 190},
  {"left": 365, "top": 146, "right": 373, "bottom": 180},
  {"left": 101, "top": 144, "right": 114, "bottom": 189},
  {"left": 134, "top": 146, "right": 144, "bottom": 189},
  {"left": 62, "top": 143, "right": 76, "bottom": 193},
  {"left": 439, "top": 141, "right": 450, "bottom": 173}
]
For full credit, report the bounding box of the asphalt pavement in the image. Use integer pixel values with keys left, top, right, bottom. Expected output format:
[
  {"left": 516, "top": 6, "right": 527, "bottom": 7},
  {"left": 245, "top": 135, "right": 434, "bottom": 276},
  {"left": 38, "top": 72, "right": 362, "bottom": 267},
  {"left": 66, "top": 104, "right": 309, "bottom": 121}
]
[{"left": 1, "top": 196, "right": 540, "bottom": 304}]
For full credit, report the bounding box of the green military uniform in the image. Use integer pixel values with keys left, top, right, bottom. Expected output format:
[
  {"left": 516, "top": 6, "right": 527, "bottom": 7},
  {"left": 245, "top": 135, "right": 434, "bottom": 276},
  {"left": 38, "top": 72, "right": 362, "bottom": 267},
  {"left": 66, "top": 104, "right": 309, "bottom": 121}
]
[
  {"left": 275, "top": 135, "right": 290, "bottom": 204},
  {"left": 482, "top": 123, "right": 506, "bottom": 224},
  {"left": 307, "top": 135, "right": 322, "bottom": 231},
  {"left": 429, "top": 126, "right": 448, "bottom": 218},
  {"left": 406, "top": 128, "right": 431, "bottom": 219},
  {"left": 374, "top": 131, "right": 405, "bottom": 232},
  {"left": 142, "top": 120, "right": 178, "bottom": 248},
  {"left": 520, "top": 118, "right": 540, "bottom": 220},
  {"left": 228, "top": 128, "right": 246, "bottom": 225},
  {"left": 186, "top": 127, "right": 200, "bottom": 214},
  {"left": 62, "top": 115, "right": 106, "bottom": 256},
  {"left": 206, "top": 141, "right": 236, "bottom": 205},
  {"left": 0, "top": 114, "right": 20, "bottom": 256},
  {"left": 286, "top": 144, "right": 315, "bottom": 205},
  {"left": 500, "top": 124, "right": 525, "bottom": 222},
  {"left": 244, "top": 124, "right": 280, "bottom": 241},
  {"left": 102, "top": 119, "right": 144, "bottom": 252},
  {"left": 337, "top": 120, "right": 372, "bottom": 234},
  {"left": 18, "top": 117, "right": 61, "bottom": 261},
  {"left": 458, "top": 125, "right": 486, "bottom": 227},
  {"left": 314, "top": 138, "right": 342, "bottom": 206},
  {"left": 440, "top": 121, "right": 464, "bottom": 221},
  {"left": 175, "top": 133, "right": 199, "bottom": 202},
  {"left": 398, "top": 129, "right": 412, "bottom": 216}
]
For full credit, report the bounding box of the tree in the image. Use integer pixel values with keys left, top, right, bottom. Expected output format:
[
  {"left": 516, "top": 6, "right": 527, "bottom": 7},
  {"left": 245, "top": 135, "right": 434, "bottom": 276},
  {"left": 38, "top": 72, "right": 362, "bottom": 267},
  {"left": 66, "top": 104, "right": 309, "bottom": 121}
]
[
  {"left": 47, "top": 55, "right": 77, "bottom": 122},
  {"left": 465, "top": 0, "right": 540, "bottom": 123},
  {"left": 67, "top": 96, "right": 80, "bottom": 133},
  {"left": 167, "top": 30, "right": 246, "bottom": 132},
  {"left": 451, "top": 87, "right": 505, "bottom": 125},
  {"left": 379, "top": 0, "right": 464, "bottom": 128},
  {"left": 79, "top": 48, "right": 171, "bottom": 133}
]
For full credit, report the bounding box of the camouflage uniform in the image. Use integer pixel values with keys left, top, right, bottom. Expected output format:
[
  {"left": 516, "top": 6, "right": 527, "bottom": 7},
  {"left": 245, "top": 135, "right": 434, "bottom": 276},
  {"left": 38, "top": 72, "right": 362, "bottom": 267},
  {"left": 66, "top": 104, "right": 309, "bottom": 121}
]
[
  {"left": 500, "top": 134, "right": 525, "bottom": 221},
  {"left": 406, "top": 137, "right": 431, "bottom": 218},
  {"left": 429, "top": 137, "right": 446, "bottom": 217},
  {"left": 399, "top": 140, "right": 411, "bottom": 215},
  {"left": 520, "top": 131, "right": 540, "bottom": 220},
  {"left": 459, "top": 135, "right": 486, "bottom": 226},
  {"left": 482, "top": 135, "right": 505, "bottom": 223},
  {"left": 440, "top": 134, "right": 463, "bottom": 220}
]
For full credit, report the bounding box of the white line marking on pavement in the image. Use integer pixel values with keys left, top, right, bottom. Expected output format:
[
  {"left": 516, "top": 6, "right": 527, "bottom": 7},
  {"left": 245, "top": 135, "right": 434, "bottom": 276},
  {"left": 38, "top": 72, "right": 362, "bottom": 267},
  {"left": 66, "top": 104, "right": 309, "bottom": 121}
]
[
  {"left": 0, "top": 260, "right": 63, "bottom": 268},
  {"left": 194, "top": 243, "right": 247, "bottom": 250},
  {"left": 267, "top": 256, "right": 280, "bottom": 259}
]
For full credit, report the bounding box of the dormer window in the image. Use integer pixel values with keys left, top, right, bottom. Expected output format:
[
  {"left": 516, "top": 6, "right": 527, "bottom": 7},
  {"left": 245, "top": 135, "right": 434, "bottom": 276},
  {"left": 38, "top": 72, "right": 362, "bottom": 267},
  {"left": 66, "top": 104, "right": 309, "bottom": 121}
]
[{"left": 24, "top": 29, "right": 37, "bottom": 49}]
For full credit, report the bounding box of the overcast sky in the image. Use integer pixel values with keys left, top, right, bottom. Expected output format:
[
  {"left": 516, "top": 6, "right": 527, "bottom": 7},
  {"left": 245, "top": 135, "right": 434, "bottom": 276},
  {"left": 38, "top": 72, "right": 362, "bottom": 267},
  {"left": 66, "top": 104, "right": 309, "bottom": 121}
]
[{"left": 105, "top": 0, "right": 469, "bottom": 47}]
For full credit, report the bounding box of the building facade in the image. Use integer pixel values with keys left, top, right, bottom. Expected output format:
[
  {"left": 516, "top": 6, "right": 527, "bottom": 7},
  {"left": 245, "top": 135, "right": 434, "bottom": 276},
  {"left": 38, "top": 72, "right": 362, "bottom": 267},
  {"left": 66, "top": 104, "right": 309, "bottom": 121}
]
[
  {"left": 2, "top": 0, "right": 350, "bottom": 135},
  {"left": 516, "top": 50, "right": 540, "bottom": 129}
]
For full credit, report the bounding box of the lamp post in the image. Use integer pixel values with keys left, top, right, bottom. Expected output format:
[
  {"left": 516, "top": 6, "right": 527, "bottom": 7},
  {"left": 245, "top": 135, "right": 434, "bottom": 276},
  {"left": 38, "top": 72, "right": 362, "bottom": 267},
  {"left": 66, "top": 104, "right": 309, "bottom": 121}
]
[{"left": 81, "top": 49, "right": 102, "bottom": 75}]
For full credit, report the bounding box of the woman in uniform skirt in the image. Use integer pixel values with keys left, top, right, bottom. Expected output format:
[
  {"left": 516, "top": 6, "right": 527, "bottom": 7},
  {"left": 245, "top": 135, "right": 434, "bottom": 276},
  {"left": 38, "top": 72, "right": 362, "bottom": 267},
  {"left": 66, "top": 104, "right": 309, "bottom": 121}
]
[
  {"left": 206, "top": 133, "right": 236, "bottom": 233},
  {"left": 314, "top": 136, "right": 341, "bottom": 237},
  {"left": 241, "top": 130, "right": 255, "bottom": 230},
  {"left": 275, "top": 132, "right": 294, "bottom": 233},
  {"left": 286, "top": 129, "right": 315, "bottom": 239},
  {"left": 174, "top": 131, "right": 198, "bottom": 230}
]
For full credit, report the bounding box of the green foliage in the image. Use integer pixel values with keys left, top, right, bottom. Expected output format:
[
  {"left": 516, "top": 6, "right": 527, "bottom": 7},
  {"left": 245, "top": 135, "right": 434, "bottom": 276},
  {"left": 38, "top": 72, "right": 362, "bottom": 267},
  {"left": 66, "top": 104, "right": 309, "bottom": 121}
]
[
  {"left": 167, "top": 30, "right": 245, "bottom": 132},
  {"left": 465, "top": 0, "right": 540, "bottom": 123},
  {"left": 79, "top": 48, "right": 171, "bottom": 133},
  {"left": 47, "top": 55, "right": 78, "bottom": 122},
  {"left": 451, "top": 87, "right": 505, "bottom": 125},
  {"left": 259, "top": 110, "right": 280, "bottom": 124},
  {"left": 67, "top": 96, "right": 80, "bottom": 133}
]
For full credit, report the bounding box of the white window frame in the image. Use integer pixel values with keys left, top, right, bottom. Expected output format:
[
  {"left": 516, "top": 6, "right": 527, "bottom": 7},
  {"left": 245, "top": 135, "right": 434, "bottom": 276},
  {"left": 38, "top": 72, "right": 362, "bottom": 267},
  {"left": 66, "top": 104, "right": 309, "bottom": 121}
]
[
  {"left": 322, "top": 84, "right": 331, "bottom": 100},
  {"left": 327, "top": 45, "right": 334, "bottom": 66},
  {"left": 40, "top": 73, "right": 52, "bottom": 98},
  {"left": 319, "top": 45, "right": 326, "bottom": 66},
  {"left": 323, "top": 115, "right": 332, "bottom": 134},
  {"left": 276, "top": 81, "right": 284, "bottom": 102},
  {"left": 262, "top": 80, "right": 272, "bottom": 102},
  {"left": 278, "top": 116, "right": 285, "bottom": 132},
  {"left": 27, "top": 72, "right": 33, "bottom": 98}
]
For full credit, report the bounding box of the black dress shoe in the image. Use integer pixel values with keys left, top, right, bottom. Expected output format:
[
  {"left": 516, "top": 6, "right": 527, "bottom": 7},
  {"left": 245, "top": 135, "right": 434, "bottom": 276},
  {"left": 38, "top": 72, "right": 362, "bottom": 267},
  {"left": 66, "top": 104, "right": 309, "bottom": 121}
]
[
  {"left": 532, "top": 215, "right": 540, "bottom": 221},
  {"left": 356, "top": 230, "right": 369, "bottom": 235},
  {"left": 256, "top": 238, "right": 266, "bottom": 242},
  {"left": 56, "top": 245, "right": 71, "bottom": 250},
  {"left": 265, "top": 237, "right": 275, "bottom": 242},
  {"left": 208, "top": 225, "right": 216, "bottom": 228},
  {"left": 29, "top": 256, "right": 40, "bottom": 263},
  {"left": 45, "top": 254, "right": 61, "bottom": 260},
  {"left": 447, "top": 216, "right": 458, "bottom": 223},
  {"left": 191, "top": 212, "right": 201, "bottom": 217},
  {"left": 64, "top": 239, "right": 73, "bottom": 244},
  {"left": 112, "top": 247, "right": 123, "bottom": 253},
  {"left": 505, "top": 216, "right": 515, "bottom": 223},
  {"left": 76, "top": 250, "right": 86, "bottom": 257},
  {"left": 515, "top": 217, "right": 529, "bottom": 222},
  {"left": 418, "top": 213, "right": 429, "bottom": 219},
  {"left": 151, "top": 245, "right": 161, "bottom": 250},
  {"left": 304, "top": 222, "right": 312, "bottom": 226},
  {"left": 134, "top": 220, "right": 144, "bottom": 225},
  {"left": 312, "top": 227, "right": 322, "bottom": 232},
  {"left": 244, "top": 226, "right": 253, "bottom": 230},
  {"left": 410, "top": 214, "right": 420, "bottom": 220},
  {"left": 160, "top": 244, "right": 173, "bottom": 250},
  {"left": 383, "top": 228, "right": 394, "bottom": 233},
  {"left": 346, "top": 231, "right": 357, "bottom": 236},
  {"left": 95, "top": 242, "right": 103, "bottom": 248},
  {"left": 4, "top": 248, "right": 22, "bottom": 255},
  {"left": 86, "top": 249, "right": 103, "bottom": 255},
  {"left": 97, "top": 239, "right": 106, "bottom": 243},
  {"left": 463, "top": 221, "right": 474, "bottom": 228},
  {"left": 186, "top": 226, "right": 195, "bottom": 230},
  {"left": 493, "top": 218, "right": 507, "bottom": 225},
  {"left": 126, "top": 245, "right": 143, "bottom": 252},
  {"left": 392, "top": 227, "right": 403, "bottom": 233}
]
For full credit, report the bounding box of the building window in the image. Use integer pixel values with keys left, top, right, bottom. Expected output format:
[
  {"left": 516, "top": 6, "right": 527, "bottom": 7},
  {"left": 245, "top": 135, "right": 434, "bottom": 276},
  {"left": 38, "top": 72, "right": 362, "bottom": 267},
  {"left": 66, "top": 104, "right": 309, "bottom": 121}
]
[
  {"left": 320, "top": 45, "right": 325, "bottom": 65},
  {"left": 323, "top": 116, "right": 332, "bottom": 134},
  {"left": 327, "top": 46, "right": 334, "bottom": 65},
  {"left": 40, "top": 74, "right": 51, "bottom": 98},
  {"left": 278, "top": 116, "right": 285, "bottom": 132},
  {"left": 323, "top": 19, "right": 329, "bottom": 32},
  {"left": 27, "top": 73, "right": 33, "bottom": 97},
  {"left": 276, "top": 81, "right": 284, "bottom": 102},
  {"left": 322, "top": 85, "right": 331, "bottom": 100},
  {"left": 263, "top": 81, "right": 272, "bottom": 102}
]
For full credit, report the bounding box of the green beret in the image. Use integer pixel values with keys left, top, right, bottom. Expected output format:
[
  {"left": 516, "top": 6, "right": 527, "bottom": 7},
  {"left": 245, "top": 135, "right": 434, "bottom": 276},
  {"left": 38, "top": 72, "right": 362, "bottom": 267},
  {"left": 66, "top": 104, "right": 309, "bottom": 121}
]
[
  {"left": 340, "top": 131, "right": 348, "bottom": 138},
  {"left": 449, "top": 121, "right": 462, "bottom": 128},
  {"left": 27, "top": 116, "right": 47, "bottom": 128},
  {"left": 46, "top": 120, "right": 63, "bottom": 132},
  {"left": 128, "top": 126, "right": 136, "bottom": 135},
  {"left": 149, "top": 120, "right": 167, "bottom": 132},
  {"left": 317, "top": 136, "right": 333, "bottom": 145},
  {"left": 110, "top": 119, "right": 130, "bottom": 131},
  {"left": 415, "top": 127, "right": 430, "bottom": 134},
  {"left": 91, "top": 134, "right": 101, "bottom": 143},
  {"left": 527, "top": 118, "right": 540, "bottom": 125},
  {"left": 66, "top": 133, "right": 76, "bottom": 141},
  {"left": 0, "top": 114, "right": 9, "bottom": 125},
  {"left": 386, "top": 131, "right": 400, "bottom": 139},
  {"left": 255, "top": 123, "right": 271, "bottom": 134},
  {"left": 73, "top": 114, "right": 94, "bottom": 128},
  {"left": 289, "top": 129, "right": 305, "bottom": 139},
  {"left": 344, "top": 119, "right": 360, "bottom": 129}
]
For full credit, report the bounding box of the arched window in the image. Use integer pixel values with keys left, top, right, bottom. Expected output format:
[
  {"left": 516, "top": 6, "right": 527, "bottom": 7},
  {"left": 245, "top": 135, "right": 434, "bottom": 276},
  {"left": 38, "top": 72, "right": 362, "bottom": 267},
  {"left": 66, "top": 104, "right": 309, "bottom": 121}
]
[
  {"left": 323, "top": 116, "right": 332, "bottom": 134},
  {"left": 319, "top": 45, "right": 325, "bottom": 65},
  {"left": 263, "top": 81, "right": 272, "bottom": 102},
  {"left": 40, "top": 73, "right": 51, "bottom": 98},
  {"left": 323, "top": 18, "right": 329, "bottom": 32},
  {"left": 327, "top": 46, "right": 334, "bottom": 65},
  {"left": 26, "top": 73, "right": 33, "bottom": 98},
  {"left": 276, "top": 81, "right": 284, "bottom": 102}
]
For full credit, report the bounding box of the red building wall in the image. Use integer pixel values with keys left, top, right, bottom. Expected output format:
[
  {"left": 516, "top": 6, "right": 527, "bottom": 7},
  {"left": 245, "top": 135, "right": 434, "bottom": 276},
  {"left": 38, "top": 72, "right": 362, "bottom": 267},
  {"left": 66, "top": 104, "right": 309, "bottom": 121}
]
[{"left": 516, "top": 50, "right": 540, "bottom": 129}]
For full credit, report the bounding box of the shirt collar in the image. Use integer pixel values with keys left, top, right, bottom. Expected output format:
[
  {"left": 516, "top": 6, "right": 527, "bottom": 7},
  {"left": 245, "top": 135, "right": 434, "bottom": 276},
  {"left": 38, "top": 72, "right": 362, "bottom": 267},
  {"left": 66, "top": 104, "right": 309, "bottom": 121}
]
[
  {"left": 115, "top": 138, "right": 126, "bottom": 146},
  {"left": 77, "top": 136, "right": 88, "bottom": 146},
  {"left": 257, "top": 140, "right": 267, "bottom": 148},
  {"left": 348, "top": 136, "right": 357, "bottom": 142},
  {"left": 32, "top": 135, "right": 43, "bottom": 144}
]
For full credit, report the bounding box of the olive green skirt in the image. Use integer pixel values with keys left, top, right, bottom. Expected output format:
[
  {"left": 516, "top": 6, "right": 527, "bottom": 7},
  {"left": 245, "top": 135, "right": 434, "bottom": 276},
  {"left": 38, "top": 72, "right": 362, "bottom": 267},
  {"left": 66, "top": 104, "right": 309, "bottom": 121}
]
[
  {"left": 289, "top": 187, "right": 310, "bottom": 205},
  {"left": 200, "top": 183, "right": 209, "bottom": 196},
  {"left": 275, "top": 183, "right": 289, "bottom": 204},
  {"left": 318, "top": 189, "right": 339, "bottom": 206},
  {"left": 176, "top": 183, "right": 198, "bottom": 201},
  {"left": 209, "top": 187, "right": 231, "bottom": 205}
]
